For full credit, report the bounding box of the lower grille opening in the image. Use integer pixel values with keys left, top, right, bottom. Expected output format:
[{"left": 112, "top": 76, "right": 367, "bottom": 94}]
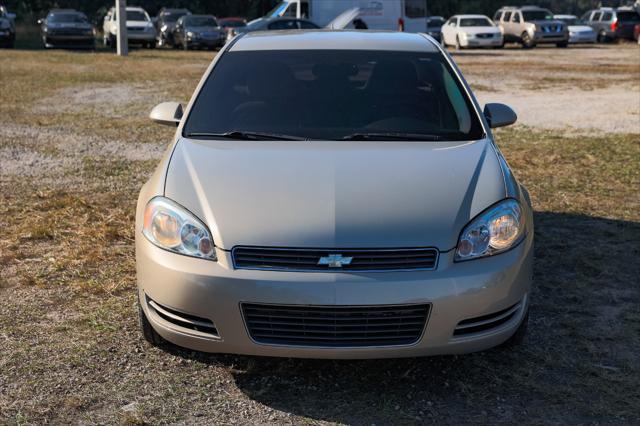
[
  {"left": 242, "top": 303, "right": 429, "bottom": 347},
  {"left": 147, "top": 297, "right": 218, "bottom": 337},
  {"left": 453, "top": 302, "right": 521, "bottom": 336}
]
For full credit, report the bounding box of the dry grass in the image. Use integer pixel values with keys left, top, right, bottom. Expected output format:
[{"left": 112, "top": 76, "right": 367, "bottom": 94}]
[{"left": 1, "top": 46, "right": 639, "bottom": 424}]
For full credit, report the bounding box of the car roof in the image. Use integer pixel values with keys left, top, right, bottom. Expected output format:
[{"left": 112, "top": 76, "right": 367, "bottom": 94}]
[
  {"left": 231, "top": 30, "right": 438, "bottom": 52},
  {"left": 186, "top": 15, "right": 215, "bottom": 19},
  {"left": 49, "top": 9, "right": 80, "bottom": 14},
  {"left": 454, "top": 14, "right": 491, "bottom": 19},
  {"left": 554, "top": 14, "right": 576, "bottom": 19}
]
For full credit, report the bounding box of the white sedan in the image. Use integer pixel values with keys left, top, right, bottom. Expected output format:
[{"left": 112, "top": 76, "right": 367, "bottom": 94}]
[
  {"left": 554, "top": 15, "right": 597, "bottom": 44},
  {"left": 442, "top": 15, "right": 503, "bottom": 49}
]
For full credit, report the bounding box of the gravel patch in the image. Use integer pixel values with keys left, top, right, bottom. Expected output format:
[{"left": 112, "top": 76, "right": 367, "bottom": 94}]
[{"left": 474, "top": 85, "right": 640, "bottom": 135}]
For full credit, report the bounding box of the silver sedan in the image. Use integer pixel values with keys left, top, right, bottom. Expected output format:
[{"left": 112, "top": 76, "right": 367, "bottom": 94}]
[{"left": 136, "top": 30, "right": 533, "bottom": 359}]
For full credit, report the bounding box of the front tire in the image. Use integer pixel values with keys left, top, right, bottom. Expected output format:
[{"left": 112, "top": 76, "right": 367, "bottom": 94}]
[
  {"left": 597, "top": 30, "right": 607, "bottom": 43},
  {"left": 455, "top": 35, "right": 462, "bottom": 50},
  {"left": 182, "top": 39, "right": 189, "bottom": 50},
  {"left": 556, "top": 41, "right": 568, "bottom": 48},
  {"left": 521, "top": 31, "right": 536, "bottom": 48},
  {"left": 138, "top": 300, "right": 163, "bottom": 347}
]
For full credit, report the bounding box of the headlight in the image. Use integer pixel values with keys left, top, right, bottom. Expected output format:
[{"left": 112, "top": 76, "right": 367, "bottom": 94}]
[
  {"left": 465, "top": 32, "right": 475, "bottom": 39},
  {"left": 187, "top": 31, "right": 195, "bottom": 38},
  {"left": 143, "top": 197, "right": 216, "bottom": 261},
  {"left": 455, "top": 199, "right": 524, "bottom": 261},
  {"left": 161, "top": 24, "right": 168, "bottom": 32}
]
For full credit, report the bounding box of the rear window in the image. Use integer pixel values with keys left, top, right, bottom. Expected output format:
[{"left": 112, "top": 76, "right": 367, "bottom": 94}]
[
  {"left": 617, "top": 11, "right": 640, "bottom": 21},
  {"left": 184, "top": 50, "right": 484, "bottom": 141}
]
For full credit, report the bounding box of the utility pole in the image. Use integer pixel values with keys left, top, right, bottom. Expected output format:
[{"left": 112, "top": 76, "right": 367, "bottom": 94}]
[{"left": 116, "top": 0, "right": 128, "bottom": 56}]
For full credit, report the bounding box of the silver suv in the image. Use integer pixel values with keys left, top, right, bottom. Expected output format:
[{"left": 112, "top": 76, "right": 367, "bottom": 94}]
[{"left": 493, "top": 6, "right": 569, "bottom": 48}]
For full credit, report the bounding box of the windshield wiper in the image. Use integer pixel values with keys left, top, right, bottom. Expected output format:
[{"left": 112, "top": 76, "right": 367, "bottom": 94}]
[
  {"left": 340, "top": 132, "right": 442, "bottom": 141},
  {"left": 186, "top": 131, "right": 307, "bottom": 141}
]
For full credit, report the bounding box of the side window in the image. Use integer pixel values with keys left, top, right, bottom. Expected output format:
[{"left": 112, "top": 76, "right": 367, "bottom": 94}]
[
  {"left": 503, "top": 11, "right": 512, "bottom": 22},
  {"left": 512, "top": 12, "right": 521, "bottom": 23},
  {"left": 298, "top": 20, "right": 317, "bottom": 29},
  {"left": 602, "top": 12, "right": 612, "bottom": 21},
  {"left": 268, "top": 19, "right": 297, "bottom": 30},
  {"left": 493, "top": 11, "right": 502, "bottom": 22},
  {"left": 449, "top": 19, "right": 457, "bottom": 27},
  {"left": 405, "top": 0, "right": 427, "bottom": 18},
  {"left": 592, "top": 12, "right": 602, "bottom": 21}
]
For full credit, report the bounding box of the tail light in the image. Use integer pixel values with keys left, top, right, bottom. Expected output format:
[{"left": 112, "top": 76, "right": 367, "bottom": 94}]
[
  {"left": 611, "top": 19, "right": 618, "bottom": 32},
  {"left": 398, "top": 17, "right": 405, "bottom": 32}
]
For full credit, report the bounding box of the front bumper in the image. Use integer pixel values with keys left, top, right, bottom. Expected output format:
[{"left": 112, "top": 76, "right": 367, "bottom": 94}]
[
  {"left": 187, "top": 36, "right": 225, "bottom": 48},
  {"left": 569, "top": 33, "right": 597, "bottom": 43},
  {"left": 137, "top": 231, "right": 533, "bottom": 359},
  {"left": 533, "top": 32, "right": 569, "bottom": 43},
  {"left": 44, "top": 35, "right": 94, "bottom": 47},
  {"left": 127, "top": 32, "right": 156, "bottom": 43},
  {"left": 462, "top": 37, "right": 503, "bottom": 47}
]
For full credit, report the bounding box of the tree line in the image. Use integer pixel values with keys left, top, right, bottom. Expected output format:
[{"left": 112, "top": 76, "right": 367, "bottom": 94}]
[{"left": 2, "top": 0, "right": 634, "bottom": 23}]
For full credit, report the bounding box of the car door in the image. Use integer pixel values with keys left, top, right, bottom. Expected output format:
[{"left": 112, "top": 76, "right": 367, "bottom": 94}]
[
  {"left": 442, "top": 18, "right": 457, "bottom": 45},
  {"left": 511, "top": 11, "right": 523, "bottom": 35},
  {"left": 500, "top": 11, "right": 513, "bottom": 39},
  {"left": 591, "top": 11, "right": 603, "bottom": 33},
  {"left": 174, "top": 17, "right": 184, "bottom": 44}
]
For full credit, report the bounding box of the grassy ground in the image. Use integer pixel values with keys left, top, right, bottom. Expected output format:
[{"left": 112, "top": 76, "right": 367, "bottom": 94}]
[{"left": 1, "top": 45, "right": 639, "bottom": 424}]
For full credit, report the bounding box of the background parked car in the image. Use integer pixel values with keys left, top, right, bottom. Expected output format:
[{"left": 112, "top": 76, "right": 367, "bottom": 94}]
[
  {"left": 103, "top": 6, "right": 156, "bottom": 49},
  {"left": 0, "top": 5, "right": 15, "bottom": 48},
  {"left": 172, "top": 15, "right": 226, "bottom": 50},
  {"left": 219, "top": 17, "right": 247, "bottom": 41},
  {"left": 635, "top": 22, "right": 640, "bottom": 42},
  {"left": 494, "top": 6, "right": 569, "bottom": 48},
  {"left": 425, "top": 16, "right": 445, "bottom": 42},
  {"left": 39, "top": 9, "right": 95, "bottom": 49},
  {"left": 237, "top": 16, "right": 320, "bottom": 33},
  {"left": 582, "top": 7, "right": 640, "bottom": 42},
  {"left": 155, "top": 8, "right": 191, "bottom": 47},
  {"left": 554, "top": 14, "right": 597, "bottom": 44},
  {"left": 442, "top": 14, "right": 503, "bottom": 49}
]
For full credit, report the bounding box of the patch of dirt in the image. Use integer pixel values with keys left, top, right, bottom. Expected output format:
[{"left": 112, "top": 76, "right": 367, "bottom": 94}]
[{"left": 33, "top": 84, "right": 166, "bottom": 118}]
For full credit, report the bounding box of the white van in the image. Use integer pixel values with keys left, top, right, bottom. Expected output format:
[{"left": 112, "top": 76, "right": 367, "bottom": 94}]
[{"left": 266, "top": 0, "right": 430, "bottom": 32}]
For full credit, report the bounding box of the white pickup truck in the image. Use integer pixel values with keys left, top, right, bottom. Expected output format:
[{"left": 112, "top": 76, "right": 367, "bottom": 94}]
[{"left": 265, "top": 0, "right": 430, "bottom": 32}]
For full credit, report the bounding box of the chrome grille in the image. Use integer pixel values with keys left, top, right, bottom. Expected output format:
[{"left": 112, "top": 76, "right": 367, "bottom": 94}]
[
  {"left": 232, "top": 247, "right": 438, "bottom": 272},
  {"left": 242, "top": 303, "right": 430, "bottom": 347}
]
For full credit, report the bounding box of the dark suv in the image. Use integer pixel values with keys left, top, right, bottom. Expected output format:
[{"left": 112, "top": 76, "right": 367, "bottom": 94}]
[{"left": 582, "top": 7, "right": 640, "bottom": 42}]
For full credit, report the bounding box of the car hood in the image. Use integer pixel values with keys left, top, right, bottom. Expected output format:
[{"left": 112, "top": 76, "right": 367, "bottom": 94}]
[
  {"left": 459, "top": 26, "right": 501, "bottom": 34},
  {"left": 46, "top": 22, "right": 92, "bottom": 30},
  {"left": 127, "top": 20, "right": 152, "bottom": 27},
  {"left": 568, "top": 25, "right": 594, "bottom": 32},
  {"left": 531, "top": 19, "right": 565, "bottom": 27},
  {"left": 164, "top": 138, "right": 506, "bottom": 250}
]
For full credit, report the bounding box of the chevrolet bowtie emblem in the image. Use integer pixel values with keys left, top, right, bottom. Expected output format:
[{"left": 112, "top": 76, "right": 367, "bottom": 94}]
[{"left": 317, "top": 254, "right": 353, "bottom": 268}]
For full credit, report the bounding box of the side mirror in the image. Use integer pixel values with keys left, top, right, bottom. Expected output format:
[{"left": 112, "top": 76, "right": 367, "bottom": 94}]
[
  {"left": 483, "top": 103, "right": 517, "bottom": 128},
  {"left": 150, "top": 102, "right": 183, "bottom": 127}
]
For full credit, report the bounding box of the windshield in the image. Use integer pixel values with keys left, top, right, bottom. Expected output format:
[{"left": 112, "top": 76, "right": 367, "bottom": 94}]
[
  {"left": 184, "top": 50, "right": 484, "bottom": 141},
  {"left": 161, "top": 11, "right": 189, "bottom": 23},
  {"left": 185, "top": 17, "right": 217, "bottom": 27},
  {"left": 522, "top": 10, "right": 553, "bottom": 21},
  {"left": 127, "top": 11, "right": 149, "bottom": 22},
  {"left": 459, "top": 18, "right": 493, "bottom": 27},
  {"left": 48, "top": 13, "right": 88, "bottom": 24}
]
